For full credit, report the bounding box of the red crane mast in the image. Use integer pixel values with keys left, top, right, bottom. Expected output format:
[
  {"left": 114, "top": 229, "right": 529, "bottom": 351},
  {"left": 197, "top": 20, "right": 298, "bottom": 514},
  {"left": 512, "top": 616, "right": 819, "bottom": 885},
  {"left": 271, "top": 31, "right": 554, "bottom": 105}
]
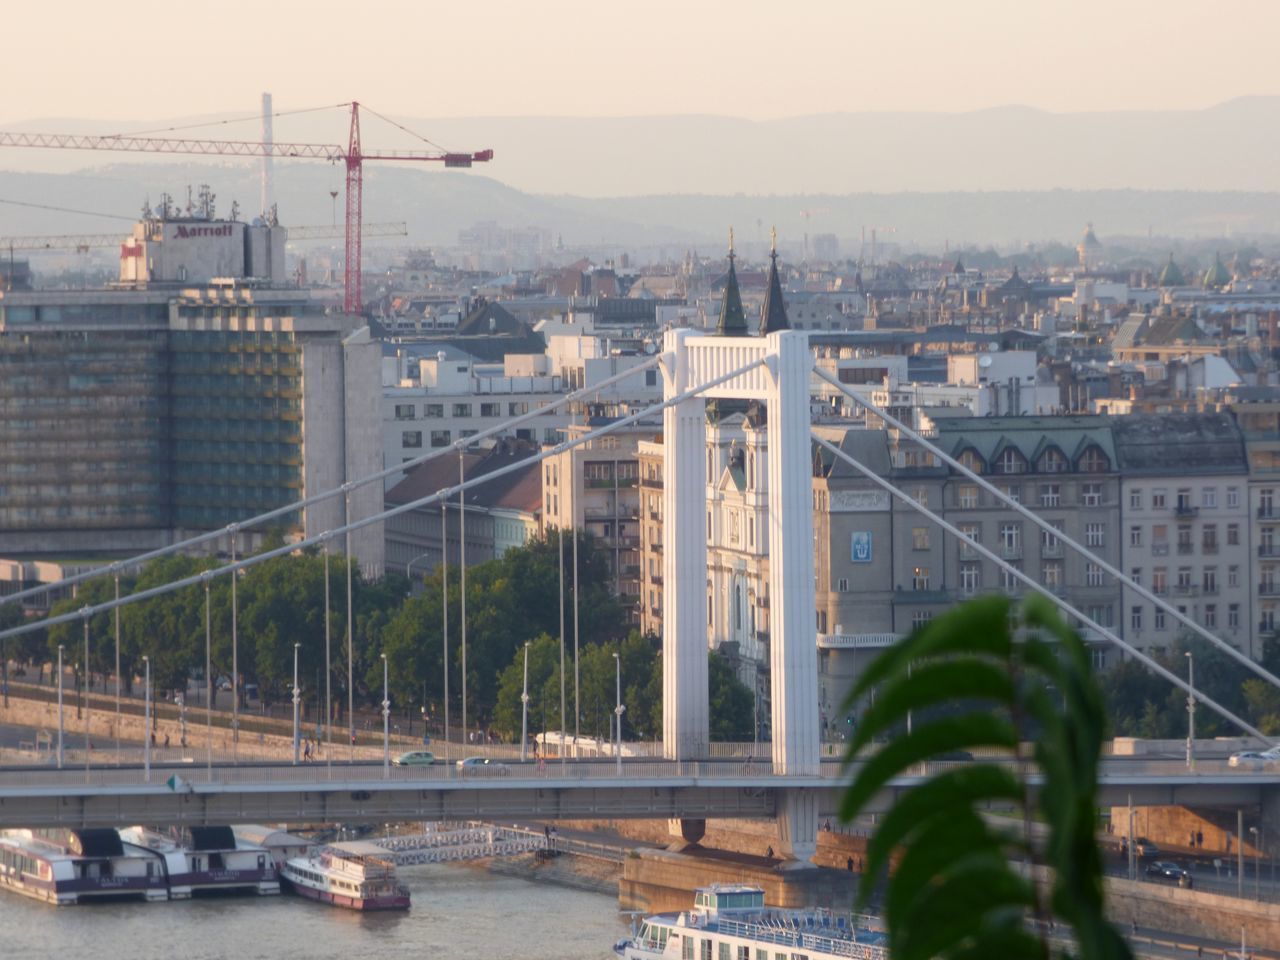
[{"left": 0, "top": 101, "right": 493, "bottom": 313}]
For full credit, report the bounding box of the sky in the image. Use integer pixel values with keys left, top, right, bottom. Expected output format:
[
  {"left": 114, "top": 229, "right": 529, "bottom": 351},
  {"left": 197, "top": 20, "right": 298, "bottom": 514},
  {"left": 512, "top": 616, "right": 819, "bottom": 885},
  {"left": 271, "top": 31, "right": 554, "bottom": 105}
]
[{"left": 4, "top": 0, "right": 1279, "bottom": 123}]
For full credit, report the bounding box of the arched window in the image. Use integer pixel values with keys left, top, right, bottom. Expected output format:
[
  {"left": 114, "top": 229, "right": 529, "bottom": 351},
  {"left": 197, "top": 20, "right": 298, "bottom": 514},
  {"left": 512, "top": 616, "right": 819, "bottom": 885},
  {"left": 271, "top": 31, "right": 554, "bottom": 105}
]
[
  {"left": 1078, "top": 445, "right": 1110, "bottom": 473},
  {"left": 957, "top": 448, "right": 984, "bottom": 475},
  {"left": 995, "top": 447, "right": 1026, "bottom": 475},
  {"left": 1038, "top": 447, "right": 1067, "bottom": 474}
]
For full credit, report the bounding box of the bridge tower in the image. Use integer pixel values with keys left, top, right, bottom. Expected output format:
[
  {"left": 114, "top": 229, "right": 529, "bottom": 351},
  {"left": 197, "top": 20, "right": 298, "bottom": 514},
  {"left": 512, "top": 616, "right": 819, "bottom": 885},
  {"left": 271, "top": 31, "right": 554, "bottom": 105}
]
[{"left": 661, "top": 327, "right": 821, "bottom": 863}]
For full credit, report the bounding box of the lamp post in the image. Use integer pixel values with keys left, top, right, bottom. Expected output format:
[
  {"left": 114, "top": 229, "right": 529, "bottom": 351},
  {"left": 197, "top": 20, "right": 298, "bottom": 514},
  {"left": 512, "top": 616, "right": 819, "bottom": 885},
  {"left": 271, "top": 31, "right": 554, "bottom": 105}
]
[
  {"left": 56, "top": 644, "right": 64, "bottom": 769},
  {"left": 203, "top": 574, "right": 212, "bottom": 775},
  {"left": 142, "top": 655, "right": 151, "bottom": 782},
  {"left": 441, "top": 496, "right": 450, "bottom": 749},
  {"left": 405, "top": 550, "right": 432, "bottom": 589},
  {"left": 613, "top": 651, "right": 625, "bottom": 776},
  {"left": 381, "top": 652, "right": 390, "bottom": 777},
  {"left": 459, "top": 455, "right": 468, "bottom": 745},
  {"left": 344, "top": 485, "right": 354, "bottom": 764},
  {"left": 292, "top": 643, "right": 301, "bottom": 765},
  {"left": 1250, "top": 826, "right": 1261, "bottom": 900},
  {"left": 113, "top": 565, "right": 121, "bottom": 762},
  {"left": 1186, "top": 650, "right": 1195, "bottom": 771},
  {"left": 324, "top": 536, "right": 332, "bottom": 770},
  {"left": 520, "top": 641, "right": 530, "bottom": 762},
  {"left": 82, "top": 607, "right": 91, "bottom": 774},
  {"left": 229, "top": 524, "right": 239, "bottom": 760}
]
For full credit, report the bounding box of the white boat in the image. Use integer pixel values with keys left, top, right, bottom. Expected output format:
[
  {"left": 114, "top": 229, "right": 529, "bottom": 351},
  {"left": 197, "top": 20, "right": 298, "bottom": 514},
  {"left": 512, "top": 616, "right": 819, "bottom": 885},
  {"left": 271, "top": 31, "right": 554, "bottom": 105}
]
[
  {"left": 281, "top": 844, "right": 409, "bottom": 911},
  {"left": 615, "top": 884, "right": 888, "bottom": 960},
  {"left": 0, "top": 829, "right": 169, "bottom": 905},
  {"left": 120, "top": 826, "right": 279, "bottom": 898}
]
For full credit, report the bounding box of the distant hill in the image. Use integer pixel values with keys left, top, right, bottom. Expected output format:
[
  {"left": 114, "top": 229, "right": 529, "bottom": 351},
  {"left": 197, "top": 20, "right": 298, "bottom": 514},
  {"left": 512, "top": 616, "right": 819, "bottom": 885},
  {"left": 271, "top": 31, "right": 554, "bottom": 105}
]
[{"left": 3, "top": 98, "right": 1280, "bottom": 197}]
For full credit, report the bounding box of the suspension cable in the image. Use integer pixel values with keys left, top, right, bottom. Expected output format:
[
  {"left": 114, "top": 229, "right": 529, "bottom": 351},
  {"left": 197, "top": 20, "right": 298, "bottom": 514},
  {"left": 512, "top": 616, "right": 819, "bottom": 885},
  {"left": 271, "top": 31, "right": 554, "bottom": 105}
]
[
  {"left": 813, "top": 365, "right": 1280, "bottom": 696},
  {"left": 813, "top": 433, "right": 1267, "bottom": 742},
  {"left": 0, "top": 353, "right": 663, "bottom": 609},
  {"left": 0, "top": 356, "right": 763, "bottom": 644}
]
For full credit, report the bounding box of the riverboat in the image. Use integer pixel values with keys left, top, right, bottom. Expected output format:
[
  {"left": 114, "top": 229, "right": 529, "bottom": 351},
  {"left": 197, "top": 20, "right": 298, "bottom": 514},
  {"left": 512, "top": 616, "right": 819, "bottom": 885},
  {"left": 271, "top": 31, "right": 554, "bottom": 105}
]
[
  {"left": 120, "top": 826, "right": 279, "bottom": 898},
  {"left": 614, "top": 885, "right": 888, "bottom": 960},
  {"left": 0, "top": 829, "right": 170, "bottom": 905},
  {"left": 280, "top": 845, "right": 409, "bottom": 911}
]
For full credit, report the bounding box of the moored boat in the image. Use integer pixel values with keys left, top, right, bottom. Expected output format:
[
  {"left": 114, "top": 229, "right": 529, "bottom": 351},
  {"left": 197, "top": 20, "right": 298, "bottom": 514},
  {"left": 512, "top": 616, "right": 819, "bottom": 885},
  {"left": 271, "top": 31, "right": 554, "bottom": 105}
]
[
  {"left": 281, "top": 843, "right": 409, "bottom": 911},
  {"left": 614, "top": 884, "right": 887, "bottom": 960},
  {"left": 120, "top": 825, "right": 279, "bottom": 898},
  {"left": 0, "top": 829, "right": 169, "bottom": 905}
]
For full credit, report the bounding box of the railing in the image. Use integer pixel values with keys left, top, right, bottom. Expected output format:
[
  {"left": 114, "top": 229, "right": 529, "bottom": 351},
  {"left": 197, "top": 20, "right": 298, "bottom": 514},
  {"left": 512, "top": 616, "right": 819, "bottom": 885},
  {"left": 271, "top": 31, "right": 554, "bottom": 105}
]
[
  {"left": 1260, "top": 545, "right": 1280, "bottom": 558},
  {"left": 1259, "top": 583, "right": 1280, "bottom": 598},
  {"left": 1152, "top": 543, "right": 1170, "bottom": 556},
  {"left": 1258, "top": 506, "right": 1278, "bottom": 519},
  {"left": 1174, "top": 505, "right": 1199, "bottom": 518},
  {"left": 1177, "top": 543, "right": 1195, "bottom": 555}
]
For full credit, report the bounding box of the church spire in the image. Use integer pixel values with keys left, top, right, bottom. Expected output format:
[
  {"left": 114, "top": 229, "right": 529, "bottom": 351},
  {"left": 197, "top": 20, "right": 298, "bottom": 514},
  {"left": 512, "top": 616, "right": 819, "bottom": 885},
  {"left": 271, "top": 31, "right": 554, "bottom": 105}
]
[
  {"left": 716, "top": 227, "right": 748, "bottom": 336},
  {"left": 760, "top": 226, "right": 790, "bottom": 335}
]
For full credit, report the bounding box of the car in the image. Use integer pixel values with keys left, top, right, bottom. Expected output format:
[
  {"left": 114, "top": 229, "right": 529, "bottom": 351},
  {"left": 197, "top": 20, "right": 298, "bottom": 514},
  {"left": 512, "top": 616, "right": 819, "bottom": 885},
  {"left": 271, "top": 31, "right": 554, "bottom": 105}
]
[
  {"left": 392, "top": 750, "right": 436, "bottom": 766},
  {"left": 1134, "top": 837, "right": 1160, "bottom": 857},
  {"left": 1229, "top": 751, "right": 1266, "bottom": 768},
  {"left": 455, "top": 756, "right": 509, "bottom": 776},
  {"left": 1145, "top": 860, "right": 1189, "bottom": 882}
]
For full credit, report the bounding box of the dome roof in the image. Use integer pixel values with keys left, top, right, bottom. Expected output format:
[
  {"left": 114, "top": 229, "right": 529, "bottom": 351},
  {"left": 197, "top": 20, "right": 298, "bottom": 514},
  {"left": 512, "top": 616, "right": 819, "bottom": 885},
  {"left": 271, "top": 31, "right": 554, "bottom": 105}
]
[
  {"left": 1157, "top": 254, "right": 1186, "bottom": 288},
  {"left": 1203, "top": 252, "right": 1231, "bottom": 289}
]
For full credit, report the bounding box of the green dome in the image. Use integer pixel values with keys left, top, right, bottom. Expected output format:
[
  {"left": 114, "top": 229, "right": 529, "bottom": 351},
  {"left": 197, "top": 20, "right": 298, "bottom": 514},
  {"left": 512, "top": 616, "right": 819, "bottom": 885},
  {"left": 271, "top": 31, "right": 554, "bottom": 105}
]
[
  {"left": 1203, "top": 252, "right": 1231, "bottom": 289},
  {"left": 1158, "top": 254, "right": 1186, "bottom": 287}
]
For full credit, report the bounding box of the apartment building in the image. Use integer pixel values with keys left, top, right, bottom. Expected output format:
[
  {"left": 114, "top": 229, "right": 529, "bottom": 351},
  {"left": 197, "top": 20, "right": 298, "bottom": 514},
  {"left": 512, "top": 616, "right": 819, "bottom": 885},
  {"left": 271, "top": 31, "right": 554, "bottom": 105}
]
[{"left": 1113, "top": 415, "right": 1251, "bottom": 656}]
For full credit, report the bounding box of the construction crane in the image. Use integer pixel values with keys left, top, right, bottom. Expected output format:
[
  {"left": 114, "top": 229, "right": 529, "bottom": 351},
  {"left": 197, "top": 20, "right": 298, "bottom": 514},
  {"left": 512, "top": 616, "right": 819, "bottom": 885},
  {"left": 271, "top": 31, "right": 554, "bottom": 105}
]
[
  {"left": 0, "top": 221, "right": 409, "bottom": 252},
  {"left": 0, "top": 102, "right": 492, "bottom": 313}
]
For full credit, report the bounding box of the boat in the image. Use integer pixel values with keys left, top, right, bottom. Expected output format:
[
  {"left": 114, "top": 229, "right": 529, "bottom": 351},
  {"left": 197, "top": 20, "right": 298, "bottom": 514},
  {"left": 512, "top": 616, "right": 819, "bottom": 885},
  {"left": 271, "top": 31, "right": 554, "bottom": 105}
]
[
  {"left": 280, "top": 843, "right": 409, "bottom": 911},
  {"left": 0, "top": 829, "right": 170, "bottom": 905},
  {"left": 614, "top": 884, "right": 888, "bottom": 960},
  {"left": 120, "top": 826, "right": 279, "bottom": 898}
]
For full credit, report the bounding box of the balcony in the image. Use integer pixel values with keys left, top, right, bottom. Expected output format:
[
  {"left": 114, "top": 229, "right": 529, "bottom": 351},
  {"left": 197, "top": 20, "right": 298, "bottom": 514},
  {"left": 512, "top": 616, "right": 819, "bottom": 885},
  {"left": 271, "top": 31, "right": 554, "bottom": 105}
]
[
  {"left": 1174, "top": 504, "right": 1199, "bottom": 518},
  {"left": 1176, "top": 543, "right": 1195, "bottom": 556},
  {"left": 1172, "top": 584, "right": 1199, "bottom": 597},
  {"left": 1201, "top": 542, "right": 1219, "bottom": 555},
  {"left": 818, "top": 631, "right": 901, "bottom": 650},
  {"left": 1258, "top": 506, "right": 1278, "bottom": 519},
  {"left": 1260, "top": 545, "right": 1280, "bottom": 558},
  {"left": 1259, "top": 582, "right": 1280, "bottom": 598},
  {"left": 1151, "top": 543, "right": 1170, "bottom": 556},
  {"left": 1000, "top": 545, "right": 1023, "bottom": 560},
  {"left": 1041, "top": 542, "right": 1064, "bottom": 559}
]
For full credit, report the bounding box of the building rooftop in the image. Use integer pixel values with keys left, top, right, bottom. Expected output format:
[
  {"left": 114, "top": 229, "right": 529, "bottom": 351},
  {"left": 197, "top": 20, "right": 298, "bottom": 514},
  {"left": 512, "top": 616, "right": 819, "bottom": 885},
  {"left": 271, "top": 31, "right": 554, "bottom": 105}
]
[{"left": 1110, "top": 413, "right": 1247, "bottom": 475}]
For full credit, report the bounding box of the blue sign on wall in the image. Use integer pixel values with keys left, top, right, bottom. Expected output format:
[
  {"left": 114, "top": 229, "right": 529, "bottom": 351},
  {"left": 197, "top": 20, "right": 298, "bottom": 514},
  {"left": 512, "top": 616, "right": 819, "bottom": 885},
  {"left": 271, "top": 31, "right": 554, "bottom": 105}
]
[{"left": 851, "top": 531, "right": 873, "bottom": 563}]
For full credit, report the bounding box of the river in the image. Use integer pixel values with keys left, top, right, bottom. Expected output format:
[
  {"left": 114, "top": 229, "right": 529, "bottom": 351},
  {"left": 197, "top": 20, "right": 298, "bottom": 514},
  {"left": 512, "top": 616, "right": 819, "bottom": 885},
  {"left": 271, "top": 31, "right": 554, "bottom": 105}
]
[{"left": 0, "top": 864, "right": 628, "bottom": 960}]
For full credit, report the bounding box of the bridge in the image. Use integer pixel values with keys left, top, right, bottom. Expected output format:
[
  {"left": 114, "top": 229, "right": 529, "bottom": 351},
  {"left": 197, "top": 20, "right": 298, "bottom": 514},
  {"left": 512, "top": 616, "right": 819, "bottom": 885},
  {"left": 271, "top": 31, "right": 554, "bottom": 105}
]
[
  {"left": 0, "top": 757, "right": 1274, "bottom": 830},
  {"left": 5, "top": 324, "right": 1280, "bottom": 862}
]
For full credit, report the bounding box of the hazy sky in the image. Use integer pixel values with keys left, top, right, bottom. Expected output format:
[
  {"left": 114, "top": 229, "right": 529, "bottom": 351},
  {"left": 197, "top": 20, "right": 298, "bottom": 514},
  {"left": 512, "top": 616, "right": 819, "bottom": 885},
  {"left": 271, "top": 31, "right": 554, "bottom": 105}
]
[{"left": 4, "top": 0, "right": 1278, "bottom": 123}]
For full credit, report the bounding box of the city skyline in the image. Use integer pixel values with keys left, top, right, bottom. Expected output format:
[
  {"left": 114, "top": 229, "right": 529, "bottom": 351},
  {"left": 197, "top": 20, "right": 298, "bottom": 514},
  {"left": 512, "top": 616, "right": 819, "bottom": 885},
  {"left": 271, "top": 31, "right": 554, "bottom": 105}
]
[{"left": 2, "top": 1, "right": 1278, "bottom": 124}]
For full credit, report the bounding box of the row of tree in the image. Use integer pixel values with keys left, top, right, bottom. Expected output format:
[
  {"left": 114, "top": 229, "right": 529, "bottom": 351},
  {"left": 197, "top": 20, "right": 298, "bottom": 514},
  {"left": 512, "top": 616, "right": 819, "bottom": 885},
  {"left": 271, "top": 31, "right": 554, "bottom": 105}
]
[{"left": 4, "top": 531, "right": 754, "bottom": 741}]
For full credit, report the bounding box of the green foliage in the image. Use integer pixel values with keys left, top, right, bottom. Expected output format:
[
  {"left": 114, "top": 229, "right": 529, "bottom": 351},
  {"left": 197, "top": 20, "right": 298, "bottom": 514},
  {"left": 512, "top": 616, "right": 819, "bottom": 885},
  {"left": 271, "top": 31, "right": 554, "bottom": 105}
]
[
  {"left": 841, "top": 594, "right": 1131, "bottom": 960},
  {"left": 707, "top": 651, "right": 754, "bottom": 741}
]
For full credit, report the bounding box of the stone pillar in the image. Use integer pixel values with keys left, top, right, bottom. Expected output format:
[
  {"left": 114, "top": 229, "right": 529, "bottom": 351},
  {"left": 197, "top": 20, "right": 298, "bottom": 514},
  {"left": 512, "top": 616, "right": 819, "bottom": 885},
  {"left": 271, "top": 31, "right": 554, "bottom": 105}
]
[
  {"left": 765, "top": 330, "right": 820, "bottom": 777},
  {"left": 662, "top": 329, "right": 709, "bottom": 760},
  {"left": 777, "top": 790, "right": 819, "bottom": 866}
]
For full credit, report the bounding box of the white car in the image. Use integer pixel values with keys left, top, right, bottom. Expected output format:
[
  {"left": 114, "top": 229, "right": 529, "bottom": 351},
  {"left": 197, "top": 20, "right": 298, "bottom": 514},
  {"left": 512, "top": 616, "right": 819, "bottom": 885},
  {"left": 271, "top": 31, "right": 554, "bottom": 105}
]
[
  {"left": 1228, "top": 747, "right": 1280, "bottom": 769},
  {"left": 455, "top": 756, "right": 509, "bottom": 776}
]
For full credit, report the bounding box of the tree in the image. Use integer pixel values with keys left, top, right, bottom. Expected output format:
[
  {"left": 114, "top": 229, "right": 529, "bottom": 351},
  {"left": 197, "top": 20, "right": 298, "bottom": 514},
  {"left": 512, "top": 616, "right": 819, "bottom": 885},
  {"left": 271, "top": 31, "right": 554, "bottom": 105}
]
[
  {"left": 708, "top": 651, "right": 753, "bottom": 741},
  {"left": 841, "top": 594, "right": 1131, "bottom": 960}
]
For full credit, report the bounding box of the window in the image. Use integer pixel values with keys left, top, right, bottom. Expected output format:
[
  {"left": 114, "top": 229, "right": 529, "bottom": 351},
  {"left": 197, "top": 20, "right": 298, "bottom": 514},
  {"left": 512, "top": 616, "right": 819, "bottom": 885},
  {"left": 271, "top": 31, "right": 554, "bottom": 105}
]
[
  {"left": 1042, "top": 560, "right": 1063, "bottom": 588},
  {"left": 394, "top": 403, "right": 416, "bottom": 420},
  {"left": 1262, "top": 489, "right": 1276, "bottom": 517},
  {"left": 1227, "top": 523, "right": 1240, "bottom": 546},
  {"left": 1131, "top": 606, "right": 1143, "bottom": 632},
  {"left": 995, "top": 447, "right": 1026, "bottom": 474},
  {"left": 1203, "top": 567, "right": 1218, "bottom": 594},
  {"left": 1086, "top": 522, "right": 1104, "bottom": 547},
  {"left": 1152, "top": 567, "right": 1167, "bottom": 595},
  {"left": 912, "top": 611, "right": 934, "bottom": 630},
  {"left": 1082, "top": 482, "right": 1103, "bottom": 507},
  {"left": 401, "top": 430, "right": 422, "bottom": 448},
  {"left": 1001, "top": 563, "right": 1022, "bottom": 592},
  {"left": 957, "top": 448, "right": 985, "bottom": 474},
  {"left": 837, "top": 578, "right": 849, "bottom": 592},
  {"left": 911, "top": 566, "right": 930, "bottom": 591},
  {"left": 1177, "top": 525, "right": 1193, "bottom": 553},
  {"left": 1204, "top": 604, "right": 1217, "bottom": 629},
  {"left": 958, "top": 484, "right": 978, "bottom": 508},
  {"left": 1202, "top": 487, "right": 1217, "bottom": 509},
  {"left": 998, "top": 483, "right": 1021, "bottom": 505},
  {"left": 1086, "top": 562, "right": 1104, "bottom": 587},
  {"left": 913, "top": 487, "right": 929, "bottom": 507},
  {"left": 1229, "top": 603, "right": 1240, "bottom": 629},
  {"left": 452, "top": 403, "right": 472, "bottom": 417},
  {"left": 1039, "top": 448, "right": 1067, "bottom": 473},
  {"left": 958, "top": 523, "right": 980, "bottom": 558},
  {"left": 1229, "top": 565, "right": 1240, "bottom": 589},
  {"left": 1039, "top": 484, "right": 1061, "bottom": 508},
  {"left": 1176, "top": 488, "right": 1193, "bottom": 512},
  {"left": 719, "top": 942, "right": 731, "bottom": 960},
  {"left": 1000, "top": 523, "right": 1021, "bottom": 557},
  {"left": 430, "top": 429, "right": 451, "bottom": 447},
  {"left": 508, "top": 401, "right": 528, "bottom": 416},
  {"left": 425, "top": 403, "right": 444, "bottom": 417},
  {"left": 1202, "top": 524, "right": 1218, "bottom": 554},
  {"left": 1155, "top": 608, "right": 1166, "bottom": 631},
  {"left": 1041, "top": 521, "right": 1063, "bottom": 554},
  {"left": 1152, "top": 488, "right": 1167, "bottom": 509},
  {"left": 1130, "top": 567, "right": 1142, "bottom": 587},
  {"left": 960, "top": 563, "right": 980, "bottom": 594},
  {"left": 1078, "top": 446, "right": 1109, "bottom": 472},
  {"left": 912, "top": 527, "right": 930, "bottom": 550},
  {"left": 1176, "top": 567, "right": 1192, "bottom": 591},
  {"left": 1129, "top": 526, "right": 1142, "bottom": 547},
  {"left": 480, "top": 402, "right": 501, "bottom": 417},
  {"left": 1129, "top": 488, "right": 1143, "bottom": 510},
  {"left": 1227, "top": 487, "right": 1240, "bottom": 509}
]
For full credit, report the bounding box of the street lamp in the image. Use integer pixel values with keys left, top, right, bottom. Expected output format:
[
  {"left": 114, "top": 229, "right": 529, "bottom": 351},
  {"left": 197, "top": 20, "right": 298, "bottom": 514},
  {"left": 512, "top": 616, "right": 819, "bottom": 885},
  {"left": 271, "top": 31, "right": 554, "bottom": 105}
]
[
  {"left": 142, "top": 655, "right": 151, "bottom": 781},
  {"left": 292, "top": 643, "right": 301, "bottom": 765},
  {"left": 405, "top": 550, "right": 432, "bottom": 589},
  {"left": 82, "top": 607, "right": 91, "bottom": 774},
  {"left": 1186, "top": 651, "right": 1196, "bottom": 771},
  {"left": 381, "top": 652, "right": 390, "bottom": 777},
  {"left": 613, "top": 651, "right": 625, "bottom": 776},
  {"left": 520, "top": 641, "right": 530, "bottom": 762},
  {"left": 56, "top": 644, "right": 64, "bottom": 769},
  {"left": 1249, "top": 826, "right": 1261, "bottom": 900}
]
